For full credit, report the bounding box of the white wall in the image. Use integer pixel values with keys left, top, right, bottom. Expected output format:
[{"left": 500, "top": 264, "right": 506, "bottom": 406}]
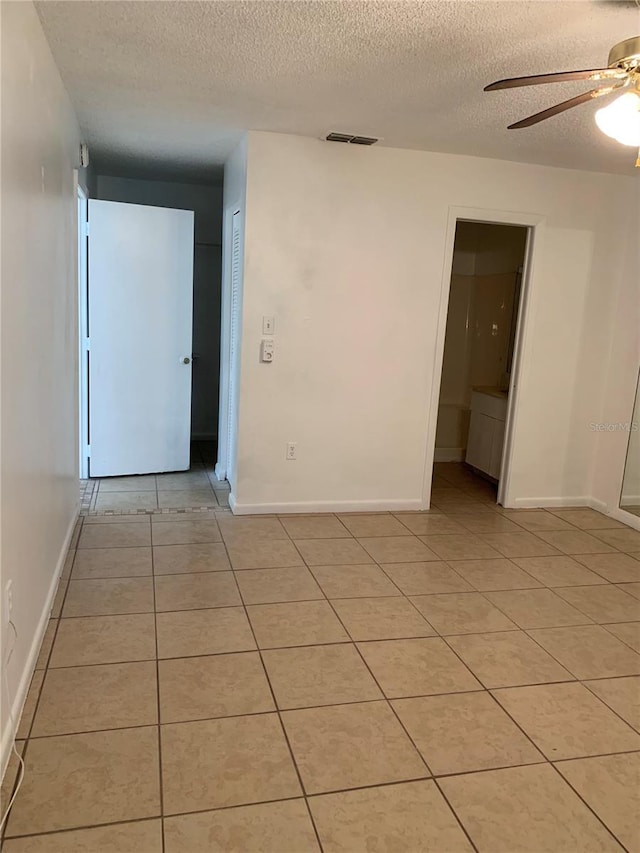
[
  {"left": 1, "top": 2, "right": 81, "bottom": 772},
  {"left": 590, "top": 207, "right": 640, "bottom": 519},
  {"left": 231, "top": 130, "right": 638, "bottom": 513},
  {"left": 216, "top": 138, "right": 248, "bottom": 489},
  {"left": 96, "top": 175, "right": 223, "bottom": 439}
]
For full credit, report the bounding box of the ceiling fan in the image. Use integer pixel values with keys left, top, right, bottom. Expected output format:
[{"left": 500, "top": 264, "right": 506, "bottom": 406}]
[{"left": 484, "top": 35, "right": 640, "bottom": 164}]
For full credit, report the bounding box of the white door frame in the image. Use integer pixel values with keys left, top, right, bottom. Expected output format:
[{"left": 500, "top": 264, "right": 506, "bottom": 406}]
[
  {"left": 421, "top": 205, "right": 546, "bottom": 508},
  {"left": 77, "top": 182, "right": 89, "bottom": 479}
]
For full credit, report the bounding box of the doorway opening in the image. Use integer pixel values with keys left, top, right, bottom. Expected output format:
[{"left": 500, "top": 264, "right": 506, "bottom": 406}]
[
  {"left": 432, "top": 220, "right": 530, "bottom": 507},
  {"left": 77, "top": 171, "right": 230, "bottom": 513}
]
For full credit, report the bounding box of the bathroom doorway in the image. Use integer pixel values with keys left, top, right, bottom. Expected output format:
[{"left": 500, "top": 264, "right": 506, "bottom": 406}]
[{"left": 432, "top": 220, "right": 529, "bottom": 506}]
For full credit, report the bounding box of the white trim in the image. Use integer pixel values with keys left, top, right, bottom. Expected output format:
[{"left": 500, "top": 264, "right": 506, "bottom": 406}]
[
  {"left": 589, "top": 498, "right": 609, "bottom": 513},
  {"left": 228, "top": 489, "right": 640, "bottom": 531},
  {"left": 509, "top": 495, "right": 640, "bottom": 532},
  {"left": 77, "top": 182, "right": 89, "bottom": 479},
  {"left": 510, "top": 495, "right": 593, "bottom": 509},
  {"left": 434, "top": 448, "right": 465, "bottom": 463},
  {"left": 1, "top": 510, "right": 78, "bottom": 777},
  {"left": 584, "top": 498, "right": 640, "bottom": 532},
  {"left": 604, "top": 505, "right": 640, "bottom": 531},
  {"left": 421, "top": 206, "right": 545, "bottom": 510},
  {"left": 497, "top": 217, "right": 545, "bottom": 508},
  {"left": 229, "top": 495, "right": 424, "bottom": 516},
  {"left": 621, "top": 495, "right": 640, "bottom": 506}
]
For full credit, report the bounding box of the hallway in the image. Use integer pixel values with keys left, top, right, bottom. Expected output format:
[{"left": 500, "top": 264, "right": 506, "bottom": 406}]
[
  {"left": 2, "top": 473, "right": 640, "bottom": 850},
  {"left": 83, "top": 442, "right": 230, "bottom": 513}
]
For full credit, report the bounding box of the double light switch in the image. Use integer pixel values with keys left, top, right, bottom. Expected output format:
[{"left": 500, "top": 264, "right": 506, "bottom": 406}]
[{"left": 261, "top": 316, "right": 275, "bottom": 362}]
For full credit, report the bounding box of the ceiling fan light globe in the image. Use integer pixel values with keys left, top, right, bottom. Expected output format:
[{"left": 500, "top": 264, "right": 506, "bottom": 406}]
[{"left": 595, "top": 92, "right": 640, "bottom": 146}]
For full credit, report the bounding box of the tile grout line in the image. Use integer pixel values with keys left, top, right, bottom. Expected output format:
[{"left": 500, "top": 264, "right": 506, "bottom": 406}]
[
  {"left": 518, "top": 628, "right": 640, "bottom": 735},
  {"left": 581, "top": 605, "right": 635, "bottom": 629},
  {"left": 290, "top": 520, "right": 640, "bottom": 845},
  {"left": 3, "top": 814, "right": 163, "bottom": 844},
  {"left": 1, "top": 516, "right": 84, "bottom": 842},
  {"left": 215, "top": 529, "right": 327, "bottom": 853},
  {"left": 323, "top": 592, "right": 480, "bottom": 853},
  {"left": 149, "top": 521, "right": 166, "bottom": 853},
  {"left": 580, "top": 680, "right": 640, "bottom": 736},
  {"left": 8, "top": 489, "right": 639, "bottom": 845},
  {"left": 6, "top": 742, "right": 640, "bottom": 843},
  {"left": 44, "top": 622, "right": 631, "bottom": 680},
  {"left": 285, "top": 526, "right": 605, "bottom": 719},
  {"left": 546, "top": 760, "right": 630, "bottom": 850},
  {"left": 430, "top": 776, "right": 480, "bottom": 853},
  {"left": 27, "top": 676, "right": 640, "bottom": 716},
  {"left": 25, "top": 695, "right": 633, "bottom": 744},
  {"left": 455, "top": 583, "right": 593, "bottom": 637}
]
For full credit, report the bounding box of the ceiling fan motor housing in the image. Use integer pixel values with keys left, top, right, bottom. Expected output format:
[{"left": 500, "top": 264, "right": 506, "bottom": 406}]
[{"left": 608, "top": 36, "right": 640, "bottom": 69}]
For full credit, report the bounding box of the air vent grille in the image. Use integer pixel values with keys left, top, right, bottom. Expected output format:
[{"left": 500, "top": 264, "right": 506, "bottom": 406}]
[{"left": 326, "top": 133, "right": 378, "bottom": 145}]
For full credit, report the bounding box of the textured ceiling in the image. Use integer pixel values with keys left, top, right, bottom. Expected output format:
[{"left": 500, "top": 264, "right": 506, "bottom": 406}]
[{"left": 36, "top": 0, "right": 640, "bottom": 177}]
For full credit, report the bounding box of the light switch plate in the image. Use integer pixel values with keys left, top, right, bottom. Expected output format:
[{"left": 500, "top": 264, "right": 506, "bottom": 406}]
[
  {"left": 263, "top": 316, "right": 275, "bottom": 335},
  {"left": 261, "top": 338, "right": 274, "bottom": 362}
]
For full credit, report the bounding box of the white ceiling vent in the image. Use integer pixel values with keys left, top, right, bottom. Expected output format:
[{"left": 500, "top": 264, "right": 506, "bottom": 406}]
[{"left": 326, "top": 133, "right": 379, "bottom": 145}]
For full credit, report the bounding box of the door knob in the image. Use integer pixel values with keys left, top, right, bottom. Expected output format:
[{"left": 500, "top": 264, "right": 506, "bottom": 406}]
[{"left": 181, "top": 357, "right": 191, "bottom": 365}]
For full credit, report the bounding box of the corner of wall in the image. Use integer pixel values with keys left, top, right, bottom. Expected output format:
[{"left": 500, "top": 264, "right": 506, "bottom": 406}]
[{"left": 1, "top": 509, "right": 79, "bottom": 778}]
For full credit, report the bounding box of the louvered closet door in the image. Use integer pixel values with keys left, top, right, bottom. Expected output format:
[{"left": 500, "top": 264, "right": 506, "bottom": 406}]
[{"left": 226, "top": 210, "right": 241, "bottom": 487}]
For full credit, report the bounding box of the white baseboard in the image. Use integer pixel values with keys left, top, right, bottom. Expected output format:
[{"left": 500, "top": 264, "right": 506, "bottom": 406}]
[
  {"left": 1, "top": 508, "right": 78, "bottom": 779},
  {"left": 214, "top": 462, "right": 226, "bottom": 482},
  {"left": 602, "top": 505, "right": 640, "bottom": 531},
  {"left": 508, "top": 495, "right": 640, "bottom": 531},
  {"left": 434, "top": 448, "right": 465, "bottom": 463},
  {"left": 621, "top": 495, "right": 640, "bottom": 507},
  {"left": 508, "top": 496, "right": 593, "bottom": 509},
  {"left": 229, "top": 489, "right": 640, "bottom": 531},
  {"left": 229, "top": 496, "right": 426, "bottom": 515}
]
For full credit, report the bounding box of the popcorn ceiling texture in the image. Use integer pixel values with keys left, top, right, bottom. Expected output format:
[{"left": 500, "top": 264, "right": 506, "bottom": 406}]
[{"left": 36, "top": 0, "right": 638, "bottom": 176}]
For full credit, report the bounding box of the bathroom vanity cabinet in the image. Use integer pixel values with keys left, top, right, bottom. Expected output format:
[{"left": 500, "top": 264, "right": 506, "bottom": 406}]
[{"left": 465, "top": 388, "right": 508, "bottom": 480}]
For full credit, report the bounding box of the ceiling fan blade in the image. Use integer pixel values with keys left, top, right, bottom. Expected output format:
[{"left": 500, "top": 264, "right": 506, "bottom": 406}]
[
  {"left": 507, "top": 85, "right": 622, "bottom": 129},
  {"left": 484, "top": 68, "right": 628, "bottom": 91}
]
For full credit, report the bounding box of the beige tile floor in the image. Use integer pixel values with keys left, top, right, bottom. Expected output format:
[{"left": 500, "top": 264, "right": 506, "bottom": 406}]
[
  {"left": 2, "top": 462, "right": 640, "bottom": 851},
  {"left": 84, "top": 442, "right": 230, "bottom": 514}
]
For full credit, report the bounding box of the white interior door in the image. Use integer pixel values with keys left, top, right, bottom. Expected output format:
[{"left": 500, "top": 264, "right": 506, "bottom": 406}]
[{"left": 88, "top": 199, "right": 194, "bottom": 477}]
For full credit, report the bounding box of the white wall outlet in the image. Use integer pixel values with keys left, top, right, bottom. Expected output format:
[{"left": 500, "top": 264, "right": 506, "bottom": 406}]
[
  {"left": 286, "top": 441, "right": 297, "bottom": 460},
  {"left": 262, "top": 316, "right": 275, "bottom": 335},
  {"left": 4, "top": 579, "right": 14, "bottom": 625},
  {"left": 260, "top": 339, "right": 274, "bottom": 362}
]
